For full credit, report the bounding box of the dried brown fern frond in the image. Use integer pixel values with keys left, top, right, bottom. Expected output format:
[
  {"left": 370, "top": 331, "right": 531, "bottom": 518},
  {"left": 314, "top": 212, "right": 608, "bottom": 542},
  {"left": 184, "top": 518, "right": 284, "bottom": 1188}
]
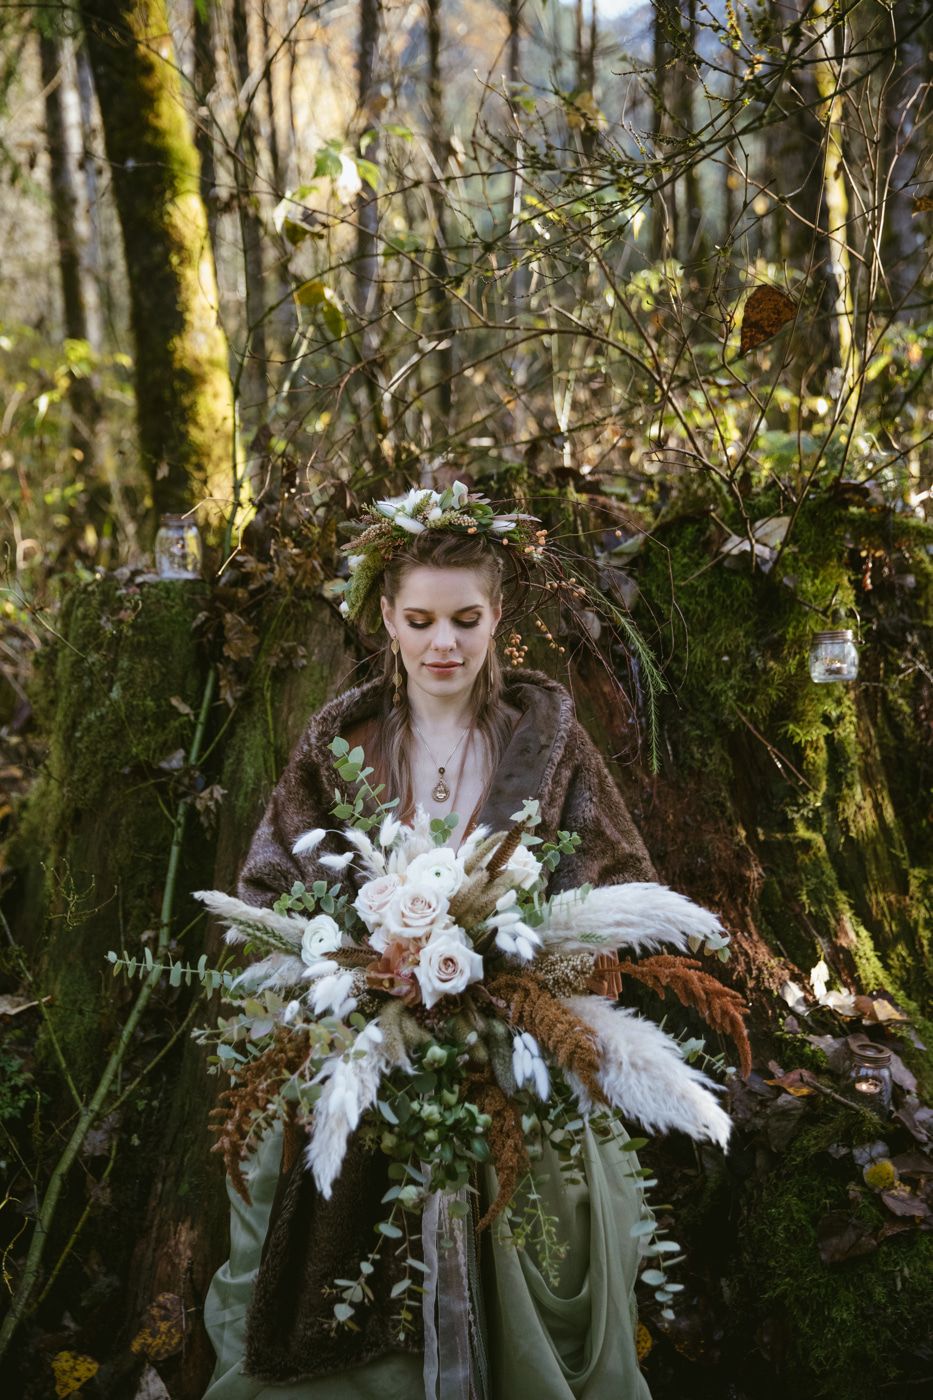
[
  {"left": 617, "top": 955, "right": 752, "bottom": 1077},
  {"left": 208, "top": 1027, "right": 313, "bottom": 1205},
  {"left": 466, "top": 1072, "right": 529, "bottom": 1231},
  {"left": 486, "top": 972, "right": 604, "bottom": 1104}
]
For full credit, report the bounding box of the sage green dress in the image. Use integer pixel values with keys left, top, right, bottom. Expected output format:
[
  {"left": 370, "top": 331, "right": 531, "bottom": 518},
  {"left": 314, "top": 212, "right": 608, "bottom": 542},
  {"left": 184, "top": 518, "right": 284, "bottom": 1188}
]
[{"left": 202, "top": 1120, "right": 653, "bottom": 1400}]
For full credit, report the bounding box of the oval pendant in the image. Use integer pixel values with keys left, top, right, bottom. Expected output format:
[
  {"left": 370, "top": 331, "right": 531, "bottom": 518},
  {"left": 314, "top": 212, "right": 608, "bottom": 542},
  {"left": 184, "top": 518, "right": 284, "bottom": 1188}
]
[{"left": 432, "top": 777, "right": 450, "bottom": 802}]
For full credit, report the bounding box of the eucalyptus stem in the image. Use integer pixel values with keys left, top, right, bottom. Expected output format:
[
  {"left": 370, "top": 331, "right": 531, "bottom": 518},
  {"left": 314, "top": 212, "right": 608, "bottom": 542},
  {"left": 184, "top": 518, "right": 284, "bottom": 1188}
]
[{"left": 0, "top": 667, "right": 217, "bottom": 1359}]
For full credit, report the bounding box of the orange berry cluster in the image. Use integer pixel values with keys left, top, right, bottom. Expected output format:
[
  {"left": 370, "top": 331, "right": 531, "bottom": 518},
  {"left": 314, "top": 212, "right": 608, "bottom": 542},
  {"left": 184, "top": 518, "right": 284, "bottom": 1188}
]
[
  {"left": 503, "top": 630, "right": 528, "bottom": 666},
  {"left": 533, "top": 616, "right": 565, "bottom": 654}
]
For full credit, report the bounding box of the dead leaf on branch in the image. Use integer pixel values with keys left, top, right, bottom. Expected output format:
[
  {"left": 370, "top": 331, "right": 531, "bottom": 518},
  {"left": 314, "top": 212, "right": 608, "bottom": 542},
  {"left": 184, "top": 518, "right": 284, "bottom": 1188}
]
[
  {"left": 738, "top": 285, "right": 797, "bottom": 356},
  {"left": 222, "top": 612, "right": 260, "bottom": 663}
]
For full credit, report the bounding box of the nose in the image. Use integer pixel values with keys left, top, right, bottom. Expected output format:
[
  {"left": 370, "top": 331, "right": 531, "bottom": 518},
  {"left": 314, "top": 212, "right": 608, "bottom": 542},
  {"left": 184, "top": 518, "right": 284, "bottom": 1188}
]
[{"left": 432, "top": 619, "right": 458, "bottom": 651}]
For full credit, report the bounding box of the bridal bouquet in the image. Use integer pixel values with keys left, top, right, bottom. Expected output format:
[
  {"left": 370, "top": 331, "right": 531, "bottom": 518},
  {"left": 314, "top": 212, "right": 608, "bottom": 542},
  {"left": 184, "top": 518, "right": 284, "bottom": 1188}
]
[{"left": 177, "top": 739, "right": 750, "bottom": 1327}]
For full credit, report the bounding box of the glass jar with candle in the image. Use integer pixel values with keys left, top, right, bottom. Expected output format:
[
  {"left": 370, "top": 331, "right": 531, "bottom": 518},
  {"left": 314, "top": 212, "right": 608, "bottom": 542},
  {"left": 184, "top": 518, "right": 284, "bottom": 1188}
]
[
  {"left": 809, "top": 629, "right": 859, "bottom": 683},
  {"left": 155, "top": 514, "right": 202, "bottom": 580},
  {"left": 845, "top": 1036, "right": 892, "bottom": 1113}
]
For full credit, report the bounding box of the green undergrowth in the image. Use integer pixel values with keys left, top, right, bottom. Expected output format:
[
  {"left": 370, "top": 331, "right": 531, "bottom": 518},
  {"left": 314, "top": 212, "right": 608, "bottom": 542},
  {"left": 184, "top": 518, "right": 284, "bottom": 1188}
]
[{"left": 731, "top": 1107, "right": 933, "bottom": 1399}]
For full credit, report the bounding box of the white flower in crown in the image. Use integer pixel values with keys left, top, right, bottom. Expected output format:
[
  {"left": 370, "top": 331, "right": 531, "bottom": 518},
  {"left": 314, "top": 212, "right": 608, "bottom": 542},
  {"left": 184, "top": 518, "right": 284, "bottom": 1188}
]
[
  {"left": 505, "top": 844, "right": 543, "bottom": 891},
  {"left": 395, "top": 514, "right": 426, "bottom": 535},
  {"left": 404, "top": 848, "right": 466, "bottom": 901},
  {"left": 301, "top": 914, "right": 342, "bottom": 964},
  {"left": 383, "top": 881, "right": 450, "bottom": 941},
  {"left": 416, "top": 926, "right": 484, "bottom": 1009}
]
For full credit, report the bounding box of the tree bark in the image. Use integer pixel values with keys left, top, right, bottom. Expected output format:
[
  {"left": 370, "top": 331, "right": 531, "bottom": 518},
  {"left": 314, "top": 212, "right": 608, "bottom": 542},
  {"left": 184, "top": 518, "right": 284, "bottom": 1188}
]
[
  {"left": 38, "top": 28, "right": 102, "bottom": 471},
  {"left": 75, "top": 37, "right": 108, "bottom": 343},
  {"left": 78, "top": 0, "right": 234, "bottom": 518},
  {"left": 650, "top": 0, "right": 674, "bottom": 260},
  {"left": 425, "top": 0, "right": 453, "bottom": 431},
  {"left": 230, "top": 0, "right": 269, "bottom": 419},
  {"left": 193, "top": 0, "right": 219, "bottom": 258}
]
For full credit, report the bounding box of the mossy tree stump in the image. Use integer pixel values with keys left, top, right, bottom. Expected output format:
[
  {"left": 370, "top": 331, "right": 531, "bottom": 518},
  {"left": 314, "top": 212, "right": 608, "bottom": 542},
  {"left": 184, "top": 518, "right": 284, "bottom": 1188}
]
[{"left": 4, "top": 576, "right": 357, "bottom": 1395}]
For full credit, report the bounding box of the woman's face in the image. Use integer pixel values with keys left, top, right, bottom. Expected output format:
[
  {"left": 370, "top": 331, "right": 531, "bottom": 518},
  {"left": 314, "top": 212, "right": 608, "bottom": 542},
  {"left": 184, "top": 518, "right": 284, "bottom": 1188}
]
[{"left": 380, "top": 566, "right": 501, "bottom": 708}]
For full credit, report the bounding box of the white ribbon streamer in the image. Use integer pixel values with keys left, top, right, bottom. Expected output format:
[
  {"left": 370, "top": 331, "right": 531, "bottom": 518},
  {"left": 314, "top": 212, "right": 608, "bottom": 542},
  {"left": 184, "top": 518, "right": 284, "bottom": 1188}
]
[{"left": 421, "top": 1188, "right": 473, "bottom": 1400}]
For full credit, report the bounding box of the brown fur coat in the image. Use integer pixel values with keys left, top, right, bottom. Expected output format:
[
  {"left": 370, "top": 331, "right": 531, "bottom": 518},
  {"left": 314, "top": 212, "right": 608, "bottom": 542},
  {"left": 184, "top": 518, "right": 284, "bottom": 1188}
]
[{"left": 236, "top": 668, "right": 655, "bottom": 1383}]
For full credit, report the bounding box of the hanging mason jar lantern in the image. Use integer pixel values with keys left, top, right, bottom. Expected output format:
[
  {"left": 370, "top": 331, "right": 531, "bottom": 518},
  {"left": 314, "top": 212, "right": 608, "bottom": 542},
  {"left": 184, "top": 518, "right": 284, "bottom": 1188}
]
[
  {"left": 845, "top": 1036, "right": 893, "bottom": 1114},
  {"left": 155, "top": 514, "right": 202, "bottom": 580},
  {"left": 809, "top": 628, "right": 859, "bottom": 683}
]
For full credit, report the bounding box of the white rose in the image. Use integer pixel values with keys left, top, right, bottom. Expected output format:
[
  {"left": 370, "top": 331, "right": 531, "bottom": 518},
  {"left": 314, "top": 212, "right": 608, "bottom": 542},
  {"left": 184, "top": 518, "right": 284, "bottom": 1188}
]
[
  {"left": 415, "top": 928, "right": 484, "bottom": 1009},
  {"left": 301, "top": 914, "right": 341, "bottom": 964},
  {"left": 355, "top": 874, "right": 402, "bottom": 929},
  {"left": 384, "top": 882, "right": 450, "bottom": 939},
  {"left": 505, "top": 844, "right": 543, "bottom": 891},
  {"left": 404, "top": 849, "right": 466, "bottom": 900}
]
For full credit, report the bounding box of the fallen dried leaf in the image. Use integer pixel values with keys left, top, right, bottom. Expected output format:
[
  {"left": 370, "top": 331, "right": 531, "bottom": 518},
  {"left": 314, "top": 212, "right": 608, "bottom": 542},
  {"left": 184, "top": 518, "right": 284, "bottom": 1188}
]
[
  {"left": 52, "top": 1351, "right": 99, "bottom": 1397},
  {"left": 765, "top": 1062, "right": 818, "bottom": 1097},
  {"left": 880, "top": 1185, "right": 929, "bottom": 1219},
  {"left": 816, "top": 1211, "right": 877, "bottom": 1265},
  {"left": 130, "top": 1291, "right": 185, "bottom": 1362}
]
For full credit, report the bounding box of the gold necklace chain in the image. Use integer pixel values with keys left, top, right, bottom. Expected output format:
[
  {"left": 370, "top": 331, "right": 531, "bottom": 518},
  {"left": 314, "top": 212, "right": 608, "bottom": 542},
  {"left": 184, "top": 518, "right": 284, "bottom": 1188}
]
[{"left": 410, "top": 719, "right": 471, "bottom": 803}]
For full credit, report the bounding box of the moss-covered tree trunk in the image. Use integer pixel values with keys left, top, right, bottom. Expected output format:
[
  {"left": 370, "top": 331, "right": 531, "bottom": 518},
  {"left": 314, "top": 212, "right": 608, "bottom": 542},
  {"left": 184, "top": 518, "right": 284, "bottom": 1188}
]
[
  {"left": 78, "top": 0, "right": 234, "bottom": 517},
  {"left": 3, "top": 574, "right": 357, "bottom": 1393},
  {"left": 615, "top": 495, "right": 933, "bottom": 1400},
  {"left": 124, "top": 597, "right": 357, "bottom": 1399}
]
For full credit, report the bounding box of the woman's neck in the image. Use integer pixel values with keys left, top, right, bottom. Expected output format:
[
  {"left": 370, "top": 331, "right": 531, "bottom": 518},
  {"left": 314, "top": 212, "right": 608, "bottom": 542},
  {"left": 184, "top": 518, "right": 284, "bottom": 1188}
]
[{"left": 406, "top": 690, "right": 474, "bottom": 735}]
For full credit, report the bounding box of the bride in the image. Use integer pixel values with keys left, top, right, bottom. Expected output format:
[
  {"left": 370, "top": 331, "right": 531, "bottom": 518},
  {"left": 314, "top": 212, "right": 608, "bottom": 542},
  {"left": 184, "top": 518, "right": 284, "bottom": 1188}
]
[{"left": 202, "top": 491, "right": 729, "bottom": 1399}]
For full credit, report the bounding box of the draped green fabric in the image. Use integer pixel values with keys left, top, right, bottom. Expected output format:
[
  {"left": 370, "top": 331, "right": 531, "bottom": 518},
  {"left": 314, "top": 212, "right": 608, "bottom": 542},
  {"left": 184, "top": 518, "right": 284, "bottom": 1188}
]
[{"left": 202, "top": 1122, "right": 653, "bottom": 1400}]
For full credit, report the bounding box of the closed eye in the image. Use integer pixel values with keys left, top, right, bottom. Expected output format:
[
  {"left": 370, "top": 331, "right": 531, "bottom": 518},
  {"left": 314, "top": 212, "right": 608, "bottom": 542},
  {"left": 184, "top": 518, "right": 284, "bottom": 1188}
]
[{"left": 407, "top": 618, "right": 481, "bottom": 629}]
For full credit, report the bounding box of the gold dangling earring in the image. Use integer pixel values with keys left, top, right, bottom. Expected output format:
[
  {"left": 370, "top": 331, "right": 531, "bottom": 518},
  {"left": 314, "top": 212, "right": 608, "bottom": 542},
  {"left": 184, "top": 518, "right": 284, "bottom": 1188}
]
[{"left": 391, "top": 636, "right": 403, "bottom": 707}]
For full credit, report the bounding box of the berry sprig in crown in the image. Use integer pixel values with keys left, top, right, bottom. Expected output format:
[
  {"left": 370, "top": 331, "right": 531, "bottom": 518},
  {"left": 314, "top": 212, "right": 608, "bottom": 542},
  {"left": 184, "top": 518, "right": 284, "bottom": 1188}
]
[{"left": 336, "top": 481, "right": 543, "bottom": 632}]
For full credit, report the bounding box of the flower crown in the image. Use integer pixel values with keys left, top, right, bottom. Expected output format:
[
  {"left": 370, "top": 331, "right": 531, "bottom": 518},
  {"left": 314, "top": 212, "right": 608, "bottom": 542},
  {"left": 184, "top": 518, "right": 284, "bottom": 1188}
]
[{"left": 336, "top": 481, "right": 544, "bottom": 632}]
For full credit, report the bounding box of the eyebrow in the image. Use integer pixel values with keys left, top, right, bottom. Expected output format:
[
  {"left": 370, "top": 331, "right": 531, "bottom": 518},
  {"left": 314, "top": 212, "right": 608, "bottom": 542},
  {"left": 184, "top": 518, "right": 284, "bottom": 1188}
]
[{"left": 402, "top": 604, "right": 484, "bottom": 614}]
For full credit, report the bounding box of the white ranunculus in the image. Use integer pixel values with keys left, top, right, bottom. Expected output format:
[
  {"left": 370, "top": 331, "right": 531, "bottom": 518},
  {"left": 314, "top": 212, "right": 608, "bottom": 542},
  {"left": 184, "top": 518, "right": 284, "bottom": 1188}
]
[
  {"left": 301, "top": 914, "right": 342, "bottom": 964},
  {"left": 347, "top": 553, "right": 366, "bottom": 570},
  {"left": 384, "top": 882, "right": 450, "bottom": 939},
  {"left": 354, "top": 874, "right": 403, "bottom": 947},
  {"left": 505, "top": 844, "right": 543, "bottom": 890},
  {"left": 415, "top": 927, "right": 483, "bottom": 1009},
  {"left": 405, "top": 848, "right": 466, "bottom": 900}
]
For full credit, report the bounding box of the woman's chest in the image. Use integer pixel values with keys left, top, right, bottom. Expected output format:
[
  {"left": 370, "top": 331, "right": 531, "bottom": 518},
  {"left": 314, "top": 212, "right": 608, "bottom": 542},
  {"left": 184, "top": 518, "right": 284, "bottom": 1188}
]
[{"left": 408, "top": 734, "right": 488, "bottom": 837}]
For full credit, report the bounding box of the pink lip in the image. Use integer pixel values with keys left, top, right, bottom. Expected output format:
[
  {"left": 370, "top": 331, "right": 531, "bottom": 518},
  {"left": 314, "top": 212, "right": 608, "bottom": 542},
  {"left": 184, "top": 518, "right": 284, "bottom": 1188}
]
[{"left": 425, "top": 662, "right": 461, "bottom": 671}]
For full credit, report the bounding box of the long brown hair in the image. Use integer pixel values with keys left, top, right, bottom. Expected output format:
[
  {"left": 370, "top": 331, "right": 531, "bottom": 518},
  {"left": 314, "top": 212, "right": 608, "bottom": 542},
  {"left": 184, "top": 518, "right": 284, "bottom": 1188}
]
[{"left": 374, "top": 531, "right": 516, "bottom": 817}]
